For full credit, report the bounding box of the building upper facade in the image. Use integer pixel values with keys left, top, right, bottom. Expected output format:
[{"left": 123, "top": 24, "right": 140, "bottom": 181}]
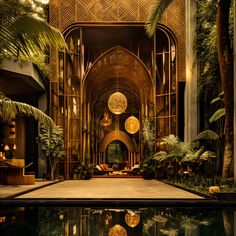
[{"left": 50, "top": 0, "right": 186, "bottom": 82}]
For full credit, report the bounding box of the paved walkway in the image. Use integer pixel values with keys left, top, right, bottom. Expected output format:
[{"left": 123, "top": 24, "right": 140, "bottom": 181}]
[
  {"left": 0, "top": 180, "right": 58, "bottom": 198},
  {"left": 15, "top": 178, "right": 203, "bottom": 199}
]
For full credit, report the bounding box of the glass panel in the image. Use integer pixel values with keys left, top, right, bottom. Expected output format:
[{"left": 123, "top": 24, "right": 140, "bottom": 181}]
[
  {"left": 171, "top": 94, "right": 176, "bottom": 116},
  {"left": 156, "top": 95, "right": 169, "bottom": 117},
  {"left": 155, "top": 28, "right": 177, "bottom": 140},
  {"left": 171, "top": 116, "right": 177, "bottom": 134},
  {"left": 156, "top": 117, "right": 169, "bottom": 138},
  {"left": 69, "top": 118, "right": 80, "bottom": 140},
  {"left": 58, "top": 52, "right": 64, "bottom": 93},
  {"left": 171, "top": 47, "right": 176, "bottom": 92}
]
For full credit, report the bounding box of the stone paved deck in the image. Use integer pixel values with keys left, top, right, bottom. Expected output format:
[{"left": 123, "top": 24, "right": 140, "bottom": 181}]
[{"left": 16, "top": 178, "right": 203, "bottom": 199}]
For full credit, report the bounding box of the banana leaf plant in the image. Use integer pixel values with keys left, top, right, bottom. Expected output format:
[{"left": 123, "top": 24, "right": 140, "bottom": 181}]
[{"left": 38, "top": 124, "right": 65, "bottom": 180}]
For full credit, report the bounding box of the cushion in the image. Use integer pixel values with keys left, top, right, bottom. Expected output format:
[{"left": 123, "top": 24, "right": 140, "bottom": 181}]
[
  {"left": 95, "top": 165, "right": 102, "bottom": 171},
  {"left": 99, "top": 164, "right": 106, "bottom": 170},
  {"left": 100, "top": 163, "right": 109, "bottom": 170},
  {"left": 103, "top": 164, "right": 109, "bottom": 170}
]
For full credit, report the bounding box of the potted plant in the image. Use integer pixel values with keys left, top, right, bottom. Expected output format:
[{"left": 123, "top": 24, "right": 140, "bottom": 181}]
[
  {"left": 141, "top": 155, "right": 156, "bottom": 179},
  {"left": 38, "top": 124, "right": 65, "bottom": 180},
  {"left": 78, "top": 154, "right": 92, "bottom": 180}
]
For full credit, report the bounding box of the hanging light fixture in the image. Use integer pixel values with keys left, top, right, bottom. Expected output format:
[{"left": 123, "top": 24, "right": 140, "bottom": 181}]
[
  {"left": 108, "top": 92, "right": 127, "bottom": 115},
  {"left": 100, "top": 111, "right": 112, "bottom": 127},
  {"left": 125, "top": 115, "right": 140, "bottom": 134},
  {"left": 108, "top": 224, "right": 127, "bottom": 236},
  {"left": 125, "top": 212, "right": 140, "bottom": 228},
  {"left": 108, "top": 72, "right": 127, "bottom": 115}
]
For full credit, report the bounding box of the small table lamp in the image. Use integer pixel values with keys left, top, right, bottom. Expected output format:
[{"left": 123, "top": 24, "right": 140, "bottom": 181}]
[{"left": 4, "top": 144, "right": 10, "bottom": 158}]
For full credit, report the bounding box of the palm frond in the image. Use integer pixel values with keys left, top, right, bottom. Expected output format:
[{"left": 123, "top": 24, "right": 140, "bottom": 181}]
[
  {"left": 193, "top": 130, "right": 219, "bottom": 141},
  {"left": 209, "top": 108, "right": 225, "bottom": 123},
  {"left": 200, "top": 151, "right": 216, "bottom": 161},
  {"left": 211, "top": 91, "right": 224, "bottom": 104},
  {"left": 0, "top": 0, "right": 66, "bottom": 59},
  {"left": 145, "top": 0, "right": 173, "bottom": 37},
  {"left": 0, "top": 92, "right": 55, "bottom": 128},
  {"left": 161, "top": 134, "right": 179, "bottom": 147},
  {"left": 152, "top": 151, "right": 167, "bottom": 162}
]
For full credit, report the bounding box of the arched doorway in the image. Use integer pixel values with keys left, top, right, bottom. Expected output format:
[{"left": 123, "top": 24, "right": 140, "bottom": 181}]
[{"left": 106, "top": 140, "right": 128, "bottom": 167}]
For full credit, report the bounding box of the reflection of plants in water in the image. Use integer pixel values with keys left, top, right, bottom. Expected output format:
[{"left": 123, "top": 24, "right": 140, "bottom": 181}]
[
  {"left": 142, "top": 208, "right": 219, "bottom": 236},
  {"left": 38, "top": 207, "right": 65, "bottom": 236}
]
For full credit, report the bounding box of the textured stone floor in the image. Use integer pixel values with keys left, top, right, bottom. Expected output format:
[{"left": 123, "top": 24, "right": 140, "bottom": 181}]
[
  {"left": 0, "top": 180, "right": 57, "bottom": 198},
  {"left": 16, "top": 178, "right": 203, "bottom": 199}
]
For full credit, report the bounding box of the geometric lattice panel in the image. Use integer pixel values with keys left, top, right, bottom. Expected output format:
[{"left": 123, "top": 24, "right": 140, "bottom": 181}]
[{"left": 50, "top": 0, "right": 186, "bottom": 82}]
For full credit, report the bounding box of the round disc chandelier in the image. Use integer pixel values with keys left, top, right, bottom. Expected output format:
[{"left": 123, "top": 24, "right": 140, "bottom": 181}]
[
  {"left": 125, "top": 116, "right": 140, "bottom": 134},
  {"left": 108, "top": 92, "right": 127, "bottom": 115}
]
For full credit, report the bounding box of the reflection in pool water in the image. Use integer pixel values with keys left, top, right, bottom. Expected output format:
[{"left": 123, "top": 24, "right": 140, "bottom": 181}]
[{"left": 0, "top": 207, "right": 235, "bottom": 236}]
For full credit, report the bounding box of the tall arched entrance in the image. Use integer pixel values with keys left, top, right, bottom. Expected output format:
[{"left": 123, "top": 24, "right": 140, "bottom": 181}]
[
  {"left": 55, "top": 25, "right": 178, "bottom": 178},
  {"left": 83, "top": 45, "right": 153, "bottom": 167}
]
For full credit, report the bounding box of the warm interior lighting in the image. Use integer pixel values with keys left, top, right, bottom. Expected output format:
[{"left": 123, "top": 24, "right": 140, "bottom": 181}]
[
  {"left": 125, "top": 212, "right": 140, "bottom": 227},
  {"left": 108, "top": 92, "right": 127, "bottom": 115},
  {"left": 13, "top": 144, "right": 17, "bottom": 150},
  {"left": 4, "top": 144, "right": 10, "bottom": 151},
  {"left": 125, "top": 116, "right": 140, "bottom": 134},
  {"left": 108, "top": 224, "right": 127, "bottom": 236},
  {"left": 100, "top": 111, "right": 112, "bottom": 127}
]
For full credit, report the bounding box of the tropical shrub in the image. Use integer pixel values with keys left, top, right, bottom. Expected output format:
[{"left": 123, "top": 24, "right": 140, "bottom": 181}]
[{"left": 38, "top": 124, "right": 65, "bottom": 180}]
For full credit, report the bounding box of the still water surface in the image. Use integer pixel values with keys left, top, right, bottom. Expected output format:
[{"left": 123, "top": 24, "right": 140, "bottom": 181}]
[{"left": 0, "top": 206, "right": 235, "bottom": 236}]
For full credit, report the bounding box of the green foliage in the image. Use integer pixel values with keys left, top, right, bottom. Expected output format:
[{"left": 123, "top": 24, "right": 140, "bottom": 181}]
[
  {"left": 142, "top": 117, "right": 155, "bottom": 156},
  {"left": 195, "top": 1, "right": 233, "bottom": 101},
  {"left": 0, "top": 91, "right": 55, "bottom": 128},
  {"left": 78, "top": 154, "right": 92, "bottom": 179},
  {"left": 195, "top": 1, "right": 219, "bottom": 101},
  {"left": 209, "top": 108, "right": 225, "bottom": 123},
  {"left": 145, "top": 0, "right": 173, "bottom": 37},
  {"left": 141, "top": 155, "right": 156, "bottom": 179},
  {"left": 0, "top": 0, "right": 66, "bottom": 76},
  {"left": 155, "top": 134, "right": 192, "bottom": 163},
  {"left": 38, "top": 124, "right": 65, "bottom": 179},
  {"left": 193, "top": 130, "right": 219, "bottom": 141}
]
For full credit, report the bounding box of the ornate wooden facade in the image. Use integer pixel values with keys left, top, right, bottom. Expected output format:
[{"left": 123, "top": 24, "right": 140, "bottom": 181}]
[{"left": 49, "top": 0, "right": 186, "bottom": 179}]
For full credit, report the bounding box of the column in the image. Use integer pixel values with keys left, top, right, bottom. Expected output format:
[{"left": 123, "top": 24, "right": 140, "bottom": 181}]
[{"left": 184, "top": 0, "right": 198, "bottom": 142}]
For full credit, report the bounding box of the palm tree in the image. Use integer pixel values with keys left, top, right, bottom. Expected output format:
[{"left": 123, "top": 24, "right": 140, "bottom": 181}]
[
  {"left": 0, "top": 0, "right": 65, "bottom": 63},
  {"left": 0, "top": 92, "right": 56, "bottom": 128},
  {"left": 145, "top": 0, "right": 233, "bottom": 178}
]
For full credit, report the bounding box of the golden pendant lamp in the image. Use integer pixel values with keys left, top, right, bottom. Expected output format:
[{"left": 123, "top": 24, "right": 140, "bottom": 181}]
[
  {"left": 125, "top": 115, "right": 140, "bottom": 134},
  {"left": 108, "top": 92, "right": 127, "bottom": 115}
]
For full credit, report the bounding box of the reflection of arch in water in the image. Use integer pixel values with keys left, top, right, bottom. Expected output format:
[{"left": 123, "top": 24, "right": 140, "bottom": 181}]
[{"left": 106, "top": 140, "right": 128, "bottom": 164}]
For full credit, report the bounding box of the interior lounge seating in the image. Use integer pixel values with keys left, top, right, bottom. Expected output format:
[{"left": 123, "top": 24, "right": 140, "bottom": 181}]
[
  {"left": 93, "top": 162, "right": 141, "bottom": 176},
  {"left": 94, "top": 164, "right": 113, "bottom": 175}
]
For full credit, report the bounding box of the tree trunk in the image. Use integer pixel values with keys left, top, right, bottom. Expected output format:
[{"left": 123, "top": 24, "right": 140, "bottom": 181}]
[{"left": 216, "top": 0, "right": 233, "bottom": 178}]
